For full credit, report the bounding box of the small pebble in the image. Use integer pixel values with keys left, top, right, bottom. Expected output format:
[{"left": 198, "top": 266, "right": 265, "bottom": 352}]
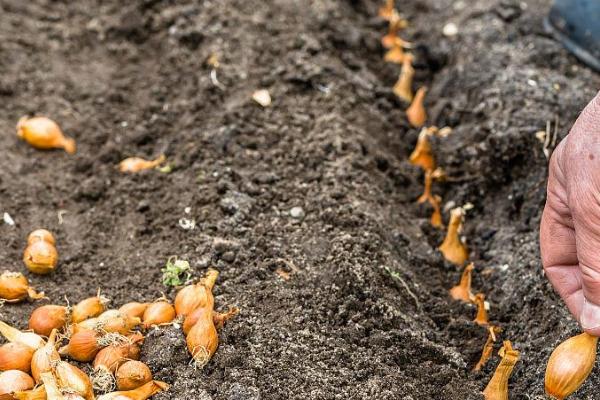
[
  {"left": 442, "top": 22, "right": 458, "bottom": 37},
  {"left": 290, "top": 206, "right": 305, "bottom": 219},
  {"left": 221, "top": 251, "right": 236, "bottom": 263}
]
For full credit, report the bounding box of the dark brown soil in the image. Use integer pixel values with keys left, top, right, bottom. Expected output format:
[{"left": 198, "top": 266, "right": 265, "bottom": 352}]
[{"left": 1, "top": 0, "right": 600, "bottom": 399}]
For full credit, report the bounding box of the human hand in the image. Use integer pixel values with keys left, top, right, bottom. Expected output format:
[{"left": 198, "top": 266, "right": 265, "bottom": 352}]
[{"left": 541, "top": 91, "right": 600, "bottom": 335}]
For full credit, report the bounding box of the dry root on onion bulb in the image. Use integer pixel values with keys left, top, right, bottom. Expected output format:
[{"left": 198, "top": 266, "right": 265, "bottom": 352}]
[
  {"left": 0, "top": 271, "right": 44, "bottom": 303},
  {"left": 92, "top": 333, "right": 144, "bottom": 392},
  {"left": 115, "top": 360, "right": 152, "bottom": 391},
  {"left": 392, "top": 55, "right": 414, "bottom": 103},
  {"left": 23, "top": 229, "right": 58, "bottom": 275},
  {"left": 74, "top": 312, "right": 141, "bottom": 336},
  {"left": 406, "top": 87, "right": 427, "bottom": 128},
  {"left": 31, "top": 329, "right": 60, "bottom": 384},
  {"left": 28, "top": 304, "right": 68, "bottom": 337},
  {"left": 174, "top": 268, "right": 219, "bottom": 317},
  {"left": 449, "top": 263, "right": 475, "bottom": 303},
  {"left": 545, "top": 332, "right": 598, "bottom": 399},
  {"left": 474, "top": 326, "right": 502, "bottom": 372},
  {"left": 142, "top": 301, "right": 176, "bottom": 329},
  {"left": 119, "top": 155, "right": 166, "bottom": 173},
  {"left": 71, "top": 292, "right": 110, "bottom": 323},
  {"left": 97, "top": 380, "right": 169, "bottom": 400},
  {"left": 483, "top": 341, "right": 520, "bottom": 400},
  {"left": 16, "top": 116, "right": 76, "bottom": 154},
  {"left": 438, "top": 207, "right": 468, "bottom": 266},
  {"left": 0, "top": 370, "right": 34, "bottom": 399},
  {"left": 0, "top": 321, "right": 45, "bottom": 351},
  {"left": 0, "top": 342, "right": 34, "bottom": 373}
]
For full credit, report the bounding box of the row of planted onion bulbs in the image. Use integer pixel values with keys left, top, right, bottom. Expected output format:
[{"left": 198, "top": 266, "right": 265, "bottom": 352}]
[{"left": 0, "top": 231, "right": 237, "bottom": 399}]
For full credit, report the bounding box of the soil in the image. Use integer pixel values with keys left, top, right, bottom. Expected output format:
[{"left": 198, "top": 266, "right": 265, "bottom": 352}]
[{"left": 1, "top": 0, "right": 600, "bottom": 399}]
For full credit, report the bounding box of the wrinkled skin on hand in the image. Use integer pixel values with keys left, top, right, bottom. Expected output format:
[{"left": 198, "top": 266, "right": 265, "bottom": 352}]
[{"left": 541, "top": 91, "right": 600, "bottom": 335}]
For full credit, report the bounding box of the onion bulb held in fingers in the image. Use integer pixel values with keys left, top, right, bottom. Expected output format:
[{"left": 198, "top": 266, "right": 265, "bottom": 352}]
[
  {"left": 17, "top": 116, "right": 76, "bottom": 154},
  {"left": 545, "top": 332, "right": 598, "bottom": 399}
]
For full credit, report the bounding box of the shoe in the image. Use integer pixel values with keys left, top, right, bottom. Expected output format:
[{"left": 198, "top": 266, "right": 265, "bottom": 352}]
[{"left": 545, "top": 0, "right": 600, "bottom": 72}]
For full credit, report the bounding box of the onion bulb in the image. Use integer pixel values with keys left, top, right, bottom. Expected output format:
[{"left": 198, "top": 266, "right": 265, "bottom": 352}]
[
  {"left": 378, "top": 0, "right": 395, "bottom": 20},
  {"left": 115, "top": 361, "right": 152, "bottom": 391},
  {"left": 142, "top": 301, "right": 175, "bottom": 329},
  {"left": 392, "top": 55, "right": 414, "bottom": 103},
  {"left": 406, "top": 86, "right": 427, "bottom": 128},
  {"left": 23, "top": 240, "right": 58, "bottom": 275},
  {"left": 0, "top": 271, "right": 44, "bottom": 303},
  {"left": 545, "top": 332, "right": 598, "bottom": 399},
  {"left": 71, "top": 293, "right": 110, "bottom": 323},
  {"left": 0, "top": 342, "right": 34, "bottom": 373},
  {"left": 119, "top": 155, "right": 165, "bottom": 173},
  {"left": 17, "top": 116, "right": 76, "bottom": 154},
  {"left": 0, "top": 370, "right": 34, "bottom": 399},
  {"left": 31, "top": 329, "right": 60, "bottom": 384},
  {"left": 409, "top": 127, "right": 435, "bottom": 172},
  {"left": 58, "top": 329, "right": 101, "bottom": 362},
  {"left": 75, "top": 313, "right": 140, "bottom": 335},
  {"left": 92, "top": 333, "right": 143, "bottom": 393},
  {"left": 184, "top": 306, "right": 238, "bottom": 335},
  {"left": 29, "top": 305, "right": 68, "bottom": 336},
  {"left": 174, "top": 268, "right": 219, "bottom": 317},
  {"left": 13, "top": 384, "right": 46, "bottom": 400},
  {"left": 54, "top": 361, "right": 94, "bottom": 400},
  {"left": 449, "top": 263, "right": 475, "bottom": 303},
  {"left": 438, "top": 207, "right": 468, "bottom": 266},
  {"left": 97, "top": 380, "right": 169, "bottom": 400},
  {"left": 118, "top": 302, "right": 149, "bottom": 320},
  {"left": 186, "top": 307, "right": 219, "bottom": 368},
  {"left": 0, "top": 321, "right": 45, "bottom": 350}
]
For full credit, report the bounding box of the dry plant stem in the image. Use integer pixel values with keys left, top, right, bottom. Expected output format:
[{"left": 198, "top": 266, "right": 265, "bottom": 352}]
[
  {"left": 417, "top": 171, "right": 433, "bottom": 204},
  {"left": 378, "top": 0, "right": 395, "bottom": 20},
  {"left": 474, "top": 326, "right": 502, "bottom": 372},
  {"left": 438, "top": 207, "right": 469, "bottom": 266},
  {"left": 429, "top": 194, "right": 443, "bottom": 228},
  {"left": 393, "top": 55, "right": 414, "bottom": 102},
  {"left": 406, "top": 87, "right": 427, "bottom": 128},
  {"left": 381, "top": 10, "right": 407, "bottom": 47},
  {"left": 449, "top": 263, "right": 474, "bottom": 303},
  {"left": 483, "top": 341, "right": 520, "bottom": 400},
  {"left": 473, "top": 293, "right": 489, "bottom": 326}
]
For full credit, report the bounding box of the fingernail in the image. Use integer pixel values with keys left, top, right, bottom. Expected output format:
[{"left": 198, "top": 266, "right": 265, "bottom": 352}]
[{"left": 581, "top": 299, "right": 600, "bottom": 330}]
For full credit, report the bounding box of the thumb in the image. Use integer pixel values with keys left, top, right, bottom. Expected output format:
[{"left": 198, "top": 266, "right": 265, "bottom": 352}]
[{"left": 564, "top": 91, "right": 600, "bottom": 334}]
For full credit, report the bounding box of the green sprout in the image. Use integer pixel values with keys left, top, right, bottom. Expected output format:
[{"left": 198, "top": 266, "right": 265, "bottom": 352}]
[
  {"left": 158, "top": 164, "right": 173, "bottom": 174},
  {"left": 162, "top": 257, "right": 192, "bottom": 287}
]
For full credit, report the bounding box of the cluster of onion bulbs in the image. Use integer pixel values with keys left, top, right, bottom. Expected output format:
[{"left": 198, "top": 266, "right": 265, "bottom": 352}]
[{"left": 0, "top": 266, "right": 236, "bottom": 399}]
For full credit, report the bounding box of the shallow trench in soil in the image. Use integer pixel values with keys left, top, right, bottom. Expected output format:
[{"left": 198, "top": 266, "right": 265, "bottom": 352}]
[{"left": 1, "top": 0, "right": 600, "bottom": 399}]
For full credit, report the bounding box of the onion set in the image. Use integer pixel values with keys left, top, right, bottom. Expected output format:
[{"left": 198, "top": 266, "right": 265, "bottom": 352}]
[
  {"left": 16, "top": 116, "right": 76, "bottom": 154},
  {"left": 449, "top": 263, "right": 475, "bottom": 303},
  {"left": 438, "top": 207, "right": 468, "bottom": 266},
  {"left": 23, "top": 229, "right": 58, "bottom": 275},
  {"left": 72, "top": 293, "right": 110, "bottom": 323},
  {"left": 406, "top": 87, "right": 427, "bottom": 128},
  {"left": 119, "top": 155, "right": 166, "bottom": 173},
  {"left": 115, "top": 361, "right": 152, "bottom": 391},
  {"left": 545, "top": 332, "right": 598, "bottom": 399},
  {"left": 483, "top": 341, "right": 520, "bottom": 400},
  {"left": 29, "top": 305, "right": 68, "bottom": 336},
  {"left": 0, "top": 272, "right": 44, "bottom": 303}
]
